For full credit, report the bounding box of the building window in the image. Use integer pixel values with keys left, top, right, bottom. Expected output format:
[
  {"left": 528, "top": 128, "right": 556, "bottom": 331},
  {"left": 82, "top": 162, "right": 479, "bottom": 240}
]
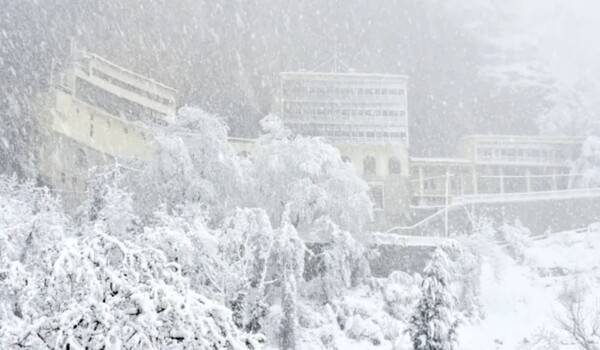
[
  {"left": 481, "top": 149, "right": 492, "bottom": 160},
  {"left": 363, "top": 156, "right": 376, "bottom": 176},
  {"left": 342, "top": 155, "right": 352, "bottom": 163},
  {"left": 388, "top": 157, "right": 402, "bottom": 175},
  {"left": 89, "top": 115, "right": 94, "bottom": 137}
]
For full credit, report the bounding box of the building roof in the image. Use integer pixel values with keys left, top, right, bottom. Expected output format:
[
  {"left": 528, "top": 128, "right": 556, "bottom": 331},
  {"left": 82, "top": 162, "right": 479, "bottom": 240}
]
[
  {"left": 280, "top": 71, "right": 408, "bottom": 81},
  {"left": 410, "top": 157, "right": 472, "bottom": 165},
  {"left": 459, "top": 134, "right": 586, "bottom": 144}
]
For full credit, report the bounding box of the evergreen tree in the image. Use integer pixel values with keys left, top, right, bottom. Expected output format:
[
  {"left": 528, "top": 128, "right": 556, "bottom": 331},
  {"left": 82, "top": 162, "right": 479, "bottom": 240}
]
[
  {"left": 407, "top": 248, "right": 458, "bottom": 350},
  {"left": 277, "top": 222, "right": 303, "bottom": 350}
]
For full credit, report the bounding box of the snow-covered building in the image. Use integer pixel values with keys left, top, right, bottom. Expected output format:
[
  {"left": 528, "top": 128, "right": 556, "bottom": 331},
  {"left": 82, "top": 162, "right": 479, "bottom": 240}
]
[
  {"left": 409, "top": 157, "right": 473, "bottom": 207},
  {"left": 32, "top": 43, "right": 178, "bottom": 207},
  {"left": 278, "top": 68, "right": 411, "bottom": 227},
  {"left": 279, "top": 71, "right": 409, "bottom": 146},
  {"left": 30, "top": 45, "right": 590, "bottom": 228},
  {"left": 457, "top": 135, "right": 585, "bottom": 194},
  {"left": 409, "top": 135, "right": 586, "bottom": 206},
  {"left": 335, "top": 142, "right": 410, "bottom": 226}
]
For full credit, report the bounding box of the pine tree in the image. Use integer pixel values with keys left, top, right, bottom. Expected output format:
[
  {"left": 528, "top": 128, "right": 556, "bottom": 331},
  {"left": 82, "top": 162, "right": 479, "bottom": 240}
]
[
  {"left": 276, "top": 222, "right": 304, "bottom": 350},
  {"left": 407, "top": 248, "right": 458, "bottom": 350}
]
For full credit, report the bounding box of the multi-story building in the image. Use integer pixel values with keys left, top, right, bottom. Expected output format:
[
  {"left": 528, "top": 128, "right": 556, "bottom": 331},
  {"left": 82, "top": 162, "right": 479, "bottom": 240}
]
[
  {"left": 409, "top": 135, "right": 586, "bottom": 206},
  {"left": 278, "top": 70, "right": 411, "bottom": 227},
  {"left": 31, "top": 45, "right": 590, "bottom": 229},
  {"left": 279, "top": 71, "right": 409, "bottom": 146},
  {"left": 32, "top": 43, "right": 178, "bottom": 207},
  {"left": 408, "top": 157, "right": 473, "bottom": 207},
  {"left": 457, "top": 135, "right": 585, "bottom": 194}
]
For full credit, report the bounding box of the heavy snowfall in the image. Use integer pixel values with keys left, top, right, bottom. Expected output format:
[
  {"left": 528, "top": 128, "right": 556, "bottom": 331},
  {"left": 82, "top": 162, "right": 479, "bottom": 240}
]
[{"left": 2, "top": 1, "right": 600, "bottom": 349}]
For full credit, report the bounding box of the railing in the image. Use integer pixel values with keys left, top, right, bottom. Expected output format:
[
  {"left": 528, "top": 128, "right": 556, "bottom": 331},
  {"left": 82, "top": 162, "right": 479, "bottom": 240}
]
[
  {"left": 387, "top": 188, "right": 600, "bottom": 235},
  {"left": 385, "top": 208, "right": 448, "bottom": 234},
  {"left": 477, "top": 155, "right": 569, "bottom": 166},
  {"left": 452, "top": 188, "right": 600, "bottom": 205},
  {"left": 532, "top": 222, "right": 600, "bottom": 241}
]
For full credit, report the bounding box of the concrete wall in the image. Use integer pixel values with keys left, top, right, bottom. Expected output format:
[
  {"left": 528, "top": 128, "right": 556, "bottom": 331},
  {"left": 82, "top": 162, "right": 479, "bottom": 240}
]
[
  {"left": 32, "top": 89, "right": 154, "bottom": 209},
  {"left": 335, "top": 143, "right": 409, "bottom": 178},
  {"left": 305, "top": 242, "right": 435, "bottom": 278},
  {"left": 335, "top": 142, "right": 411, "bottom": 228},
  {"left": 52, "top": 91, "right": 151, "bottom": 160},
  {"left": 470, "top": 197, "right": 600, "bottom": 235}
]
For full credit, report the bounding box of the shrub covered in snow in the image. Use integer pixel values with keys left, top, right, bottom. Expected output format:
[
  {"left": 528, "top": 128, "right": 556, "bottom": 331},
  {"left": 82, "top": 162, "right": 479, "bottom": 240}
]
[
  {"left": 444, "top": 241, "right": 483, "bottom": 321},
  {"left": 498, "top": 221, "right": 533, "bottom": 264}
]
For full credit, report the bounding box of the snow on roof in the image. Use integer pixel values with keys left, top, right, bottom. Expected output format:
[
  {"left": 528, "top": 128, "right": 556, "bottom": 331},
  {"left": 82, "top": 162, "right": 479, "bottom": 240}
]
[
  {"left": 228, "top": 137, "right": 256, "bottom": 143},
  {"left": 460, "top": 134, "right": 586, "bottom": 143},
  {"left": 409, "top": 157, "right": 472, "bottom": 165},
  {"left": 280, "top": 71, "right": 408, "bottom": 80}
]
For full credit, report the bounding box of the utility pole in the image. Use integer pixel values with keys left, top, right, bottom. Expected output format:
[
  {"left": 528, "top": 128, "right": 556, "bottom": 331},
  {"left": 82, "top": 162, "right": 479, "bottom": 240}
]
[{"left": 445, "top": 170, "right": 452, "bottom": 237}]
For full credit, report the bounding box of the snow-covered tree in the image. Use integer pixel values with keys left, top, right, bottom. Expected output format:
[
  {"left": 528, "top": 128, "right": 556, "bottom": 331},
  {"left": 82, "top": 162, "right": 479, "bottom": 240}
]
[
  {"left": 3, "top": 230, "right": 261, "bottom": 349},
  {"left": 0, "top": 175, "right": 68, "bottom": 327},
  {"left": 497, "top": 220, "right": 532, "bottom": 264},
  {"left": 0, "top": 90, "right": 38, "bottom": 178},
  {"left": 0, "top": 175, "right": 67, "bottom": 267},
  {"left": 249, "top": 115, "right": 372, "bottom": 233},
  {"left": 133, "top": 107, "right": 247, "bottom": 223},
  {"left": 276, "top": 222, "right": 304, "bottom": 350},
  {"left": 445, "top": 241, "right": 483, "bottom": 321},
  {"left": 407, "top": 248, "right": 458, "bottom": 350},
  {"left": 556, "top": 278, "right": 600, "bottom": 350},
  {"left": 76, "top": 170, "right": 140, "bottom": 240},
  {"left": 218, "top": 208, "right": 275, "bottom": 333},
  {"left": 537, "top": 74, "right": 600, "bottom": 138},
  {"left": 139, "top": 204, "right": 220, "bottom": 296},
  {"left": 303, "top": 217, "right": 369, "bottom": 304},
  {"left": 570, "top": 136, "right": 600, "bottom": 189}
]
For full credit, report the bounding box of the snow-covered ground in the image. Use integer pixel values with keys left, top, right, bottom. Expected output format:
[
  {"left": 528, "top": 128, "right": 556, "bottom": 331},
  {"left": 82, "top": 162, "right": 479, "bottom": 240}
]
[
  {"left": 462, "top": 228, "right": 600, "bottom": 349},
  {"left": 294, "top": 226, "right": 600, "bottom": 349}
]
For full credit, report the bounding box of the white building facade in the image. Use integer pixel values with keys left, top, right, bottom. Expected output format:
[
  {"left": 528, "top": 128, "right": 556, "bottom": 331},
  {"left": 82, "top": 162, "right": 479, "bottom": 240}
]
[
  {"left": 279, "top": 72, "right": 409, "bottom": 146},
  {"left": 33, "top": 44, "right": 178, "bottom": 208}
]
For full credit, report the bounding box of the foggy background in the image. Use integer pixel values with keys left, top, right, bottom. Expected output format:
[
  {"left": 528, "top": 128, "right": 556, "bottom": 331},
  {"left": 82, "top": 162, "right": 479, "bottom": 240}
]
[{"left": 2, "top": 0, "right": 600, "bottom": 175}]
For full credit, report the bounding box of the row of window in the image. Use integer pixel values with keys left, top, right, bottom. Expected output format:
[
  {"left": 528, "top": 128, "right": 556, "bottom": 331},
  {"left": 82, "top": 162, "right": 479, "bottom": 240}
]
[
  {"left": 75, "top": 77, "right": 167, "bottom": 125},
  {"left": 284, "top": 107, "right": 406, "bottom": 118},
  {"left": 91, "top": 68, "right": 175, "bottom": 107},
  {"left": 288, "top": 122, "right": 406, "bottom": 132},
  {"left": 74, "top": 104, "right": 132, "bottom": 140},
  {"left": 289, "top": 125, "right": 407, "bottom": 140},
  {"left": 477, "top": 147, "right": 568, "bottom": 162},
  {"left": 421, "top": 178, "right": 463, "bottom": 191},
  {"left": 282, "top": 84, "right": 405, "bottom": 97},
  {"left": 60, "top": 172, "right": 78, "bottom": 188},
  {"left": 353, "top": 156, "right": 403, "bottom": 176}
]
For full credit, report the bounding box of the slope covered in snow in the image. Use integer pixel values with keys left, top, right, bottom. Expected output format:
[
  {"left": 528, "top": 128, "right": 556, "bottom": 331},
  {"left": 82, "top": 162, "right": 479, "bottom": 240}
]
[{"left": 462, "top": 227, "right": 600, "bottom": 349}]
